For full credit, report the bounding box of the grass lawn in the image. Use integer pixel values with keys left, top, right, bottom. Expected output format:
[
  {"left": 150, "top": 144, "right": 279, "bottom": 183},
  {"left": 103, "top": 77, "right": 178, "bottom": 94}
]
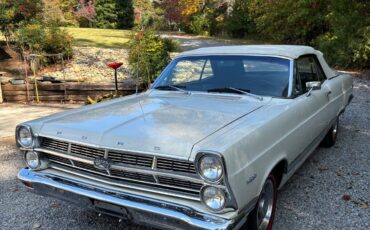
[
  {"left": 1, "top": 27, "right": 267, "bottom": 50},
  {"left": 63, "top": 27, "right": 132, "bottom": 49}
]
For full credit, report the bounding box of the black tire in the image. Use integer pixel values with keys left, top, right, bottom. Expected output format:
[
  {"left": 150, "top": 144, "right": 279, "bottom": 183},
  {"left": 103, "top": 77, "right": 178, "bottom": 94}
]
[
  {"left": 243, "top": 174, "right": 278, "bottom": 230},
  {"left": 320, "top": 117, "right": 339, "bottom": 148}
]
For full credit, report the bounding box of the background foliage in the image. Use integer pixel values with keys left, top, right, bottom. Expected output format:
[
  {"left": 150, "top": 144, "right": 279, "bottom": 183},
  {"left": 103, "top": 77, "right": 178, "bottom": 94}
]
[
  {"left": 0, "top": 0, "right": 369, "bottom": 69},
  {"left": 128, "top": 30, "right": 178, "bottom": 85},
  {"left": 15, "top": 22, "right": 73, "bottom": 58},
  {"left": 164, "top": 0, "right": 369, "bottom": 68},
  {"left": 94, "top": 0, "right": 134, "bottom": 29}
]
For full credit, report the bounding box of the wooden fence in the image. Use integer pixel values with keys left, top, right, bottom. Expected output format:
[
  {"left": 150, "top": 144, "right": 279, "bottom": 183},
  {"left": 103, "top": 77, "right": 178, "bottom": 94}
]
[{"left": 0, "top": 79, "right": 140, "bottom": 103}]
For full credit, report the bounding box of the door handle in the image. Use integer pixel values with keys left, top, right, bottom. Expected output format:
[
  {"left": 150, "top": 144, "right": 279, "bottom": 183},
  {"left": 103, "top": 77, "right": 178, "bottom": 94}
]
[{"left": 326, "top": 91, "right": 332, "bottom": 100}]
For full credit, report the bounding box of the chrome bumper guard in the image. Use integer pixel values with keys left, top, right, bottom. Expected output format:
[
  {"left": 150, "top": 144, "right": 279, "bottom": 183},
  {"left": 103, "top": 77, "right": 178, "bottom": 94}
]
[{"left": 18, "top": 168, "right": 245, "bottom": 230}]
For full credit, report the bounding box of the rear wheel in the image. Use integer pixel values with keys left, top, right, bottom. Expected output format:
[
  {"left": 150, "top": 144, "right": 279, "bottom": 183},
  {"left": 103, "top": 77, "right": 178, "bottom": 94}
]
[
  {"left": 320, "top": 117, "right": 339, "bottom": 147},
  {"left": 245, "top": 174, "right": 278, "bottom": 230}
]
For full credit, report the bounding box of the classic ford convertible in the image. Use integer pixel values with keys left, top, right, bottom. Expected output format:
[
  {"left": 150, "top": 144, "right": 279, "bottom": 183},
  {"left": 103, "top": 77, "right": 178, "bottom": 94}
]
[{"left": 17, "top": 45, "right": 353, "bottom": 229}]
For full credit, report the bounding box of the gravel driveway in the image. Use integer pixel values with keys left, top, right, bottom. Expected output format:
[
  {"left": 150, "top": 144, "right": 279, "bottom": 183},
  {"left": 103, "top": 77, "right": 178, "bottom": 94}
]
[{"left": 0, "top": 77, "right": 369, "bottom": 230}]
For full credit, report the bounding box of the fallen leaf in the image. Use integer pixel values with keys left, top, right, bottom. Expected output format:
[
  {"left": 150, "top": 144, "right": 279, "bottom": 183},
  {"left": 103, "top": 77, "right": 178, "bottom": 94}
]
[
  {"left": 351, "top": 171, "right": 360, "bottom": 176},
  {"left": 8, "top": 186, "right": 19, "bottom": 192},
  {"left": 50, "top": 202, "right": 60, "bottom": 208},
  {"left": 33, "top": 223, "right": 41, "bottom": 229},
  {"left": 342, "top": 194, "right": 351, "bottom": 201},
  {"left": 360, "top": 203, "right": 369, "bottom": 209},
  {"left": 318, "top": 164, "right": 329, "bottom": 172}
]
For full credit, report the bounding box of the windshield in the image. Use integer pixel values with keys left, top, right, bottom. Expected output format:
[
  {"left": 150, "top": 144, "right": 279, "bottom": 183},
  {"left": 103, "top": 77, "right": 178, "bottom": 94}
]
[{"left": 154, "top": 55, "right": 291, "bottom": 97}]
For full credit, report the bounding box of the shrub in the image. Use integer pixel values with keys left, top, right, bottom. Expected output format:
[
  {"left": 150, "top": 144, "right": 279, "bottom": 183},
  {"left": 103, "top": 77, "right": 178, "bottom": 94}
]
[
  {"left": 128, "top": 30, "right": 179, "bottom": 85},
  {"left": 15, "top": 23, "right": 73, "bottom": 59},
  {"left": 16, "top": 22, "right": 46, "bottom": 53},
  {"left": 189, "top": 14, "right": 209, "bottom": 35},
  {"left": 178, "top": 1, "right": 226, "bottom": 36},
  {"left": 43, "top": 26, "right": 74, "bottom": 57}
]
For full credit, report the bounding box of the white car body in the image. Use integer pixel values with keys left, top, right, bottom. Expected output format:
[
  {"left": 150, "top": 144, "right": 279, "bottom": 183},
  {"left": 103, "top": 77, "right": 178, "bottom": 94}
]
[{"left": 16, "top": 45, "right": 353, "bottom": 229}]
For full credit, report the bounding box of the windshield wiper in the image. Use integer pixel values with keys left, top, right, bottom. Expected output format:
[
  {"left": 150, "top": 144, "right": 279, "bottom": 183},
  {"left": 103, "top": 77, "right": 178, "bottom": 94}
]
[
  {"left": 208, "top": 87, "right": 263, "bottom": 101},
  {"left": 154, "top": 84, "right": 190, "bottom": 94}
]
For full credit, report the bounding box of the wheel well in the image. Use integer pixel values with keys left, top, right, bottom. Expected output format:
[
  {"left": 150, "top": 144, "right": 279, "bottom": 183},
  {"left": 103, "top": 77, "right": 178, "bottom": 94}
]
[{"left": 271, "top": 160, "right": 287, "bottom": 188}]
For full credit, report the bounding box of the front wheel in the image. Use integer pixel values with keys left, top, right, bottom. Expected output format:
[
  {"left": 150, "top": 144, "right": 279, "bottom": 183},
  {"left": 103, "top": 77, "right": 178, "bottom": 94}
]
[
  {"left": 245, "top": 174, "right": 278, "bottom": 230},
  {"left": 320, "top": 117, "right": 339, "bottom": 148}
]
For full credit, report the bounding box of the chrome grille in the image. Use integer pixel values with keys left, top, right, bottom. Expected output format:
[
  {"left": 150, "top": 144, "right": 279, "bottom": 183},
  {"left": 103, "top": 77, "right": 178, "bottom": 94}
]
[
  {"left": 73, "top": 161, "right": 106, "bottom": 173},
  {"left": 109, "top": 150, "right": 153, "bottom": 168},
  {"left": 47, "top": 153, "right": 71, "bottom": 165},
  {"left": 157, "top": 158, "right": 196, "bottom": 174},
  {"left": 42, "top": 138, "right": 68, "bottom": 153},
  {"left": 46, "top": 154, "right": 156, "bottom": 183},
  {"left": 110, "top": 169, "right": 156, "bottom": 183},
  {"left": 40, "top": 137, "right": 202, "bottom": 198},
  {"left": 158, "top": 176, "right": 202, "bottom": 190},
  {"left": 70, "top": 144, "right": 105, "bottom": 158}
]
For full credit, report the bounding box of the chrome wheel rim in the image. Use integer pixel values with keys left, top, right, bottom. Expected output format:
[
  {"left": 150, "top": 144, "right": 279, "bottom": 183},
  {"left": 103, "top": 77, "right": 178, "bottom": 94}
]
[
  {"left": 257, "top": 180, "right": 274, "bottom": 230},
  {"left": 332, "top": 120, "right": 338, "bottom": 140}
]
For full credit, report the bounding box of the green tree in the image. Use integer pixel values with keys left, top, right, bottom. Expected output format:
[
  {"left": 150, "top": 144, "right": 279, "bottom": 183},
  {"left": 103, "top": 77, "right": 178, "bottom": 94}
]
[
  {"left": 95, "top": 0, "right": 117, "bottom": 28},
  {"left": 42, "top": 0, "right": 66, "bottom": 25},
  {"left": 225, "top": 0, "right": 254, "bottom": 38},
  {"left": 95, "top": 0, "right": 134, "bottom": 29},
  {"left": 249, "top": 0, "right": 328, "bottom": 44},
  {"left": 0, "top": 1, "right": 16, "bottom": 46},
  {"left": 248, "top": 0, "right": 369, "bottom": 68},
  {"left": 0, "top": 0, "right": 44, "bottom": 46},
  {"left": 117, "top": 0, "right": 134, "bottom": 29},
  {"left": 59, "top": 0, "right": 78, "bottom": 25},
  {"left": 179, "top": 0, "right": 227, "bottom": 35},
  {"left": 315, "top": 0, "right": 369, "bottom": 68}
]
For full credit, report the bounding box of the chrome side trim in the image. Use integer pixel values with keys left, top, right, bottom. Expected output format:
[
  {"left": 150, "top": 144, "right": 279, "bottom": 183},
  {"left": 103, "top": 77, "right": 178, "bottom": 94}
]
[
  {"left": 18, "top": 168, "right": 243, "bottom": 230},
  {"left": 287, "top": 117, "right": 337, "bottom": 173}
]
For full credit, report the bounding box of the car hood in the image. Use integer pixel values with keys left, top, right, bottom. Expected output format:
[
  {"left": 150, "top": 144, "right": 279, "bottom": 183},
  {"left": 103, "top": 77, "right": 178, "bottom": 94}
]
[{"left": 36, "top": 92, "right": 265, "bottom": 159}]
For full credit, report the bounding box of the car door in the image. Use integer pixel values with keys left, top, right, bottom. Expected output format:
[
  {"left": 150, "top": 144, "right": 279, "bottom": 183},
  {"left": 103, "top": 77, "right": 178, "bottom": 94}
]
[{"left": 292, "top": 55, "right": 333, "bottom": 154}]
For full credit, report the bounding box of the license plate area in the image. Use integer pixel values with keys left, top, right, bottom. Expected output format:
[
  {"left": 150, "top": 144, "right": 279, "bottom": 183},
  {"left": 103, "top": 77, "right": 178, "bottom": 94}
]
[{"left": 94, "top": 200, "right": 131, "bottom": 219}]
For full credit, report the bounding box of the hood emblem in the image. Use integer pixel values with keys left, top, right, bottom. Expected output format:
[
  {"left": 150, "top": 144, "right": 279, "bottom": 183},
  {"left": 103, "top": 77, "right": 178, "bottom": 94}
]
[{"left": 94, "top": 157, "right": 111, "bottom": 171}]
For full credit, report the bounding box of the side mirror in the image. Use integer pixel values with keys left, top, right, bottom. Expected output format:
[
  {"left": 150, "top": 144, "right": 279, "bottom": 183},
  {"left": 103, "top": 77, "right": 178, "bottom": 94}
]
[
  {"left": 305, "top": 81, "right": 321, "bottom": 96},
  {"left": 306, "top": 81, "right": 321, "bottom": 90}
]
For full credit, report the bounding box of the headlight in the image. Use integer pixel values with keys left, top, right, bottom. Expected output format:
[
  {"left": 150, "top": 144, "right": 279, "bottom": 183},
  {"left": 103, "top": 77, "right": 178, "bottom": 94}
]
[
  {"left": 198, "top": 155, "right": 223, "bottom": 182},
  {"left": 201, "top": 186, "right": 226, "bottom": 211},
  {"left": 17, "top": 126, "right": 33, "bottom": 148},
  {"left": 25, "top": 151, "right": 40, "bottom": 169}
]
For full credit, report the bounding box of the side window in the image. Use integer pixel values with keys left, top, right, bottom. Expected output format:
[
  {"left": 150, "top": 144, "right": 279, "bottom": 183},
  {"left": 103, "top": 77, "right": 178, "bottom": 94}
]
[{"left": 296, "top": 56, "right": 326, "bottom": 93}]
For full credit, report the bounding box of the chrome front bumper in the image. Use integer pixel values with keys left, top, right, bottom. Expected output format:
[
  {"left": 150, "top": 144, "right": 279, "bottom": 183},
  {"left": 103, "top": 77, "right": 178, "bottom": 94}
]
[{"left": 18, "top": 168, "right": 246, "bottom": 230}]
